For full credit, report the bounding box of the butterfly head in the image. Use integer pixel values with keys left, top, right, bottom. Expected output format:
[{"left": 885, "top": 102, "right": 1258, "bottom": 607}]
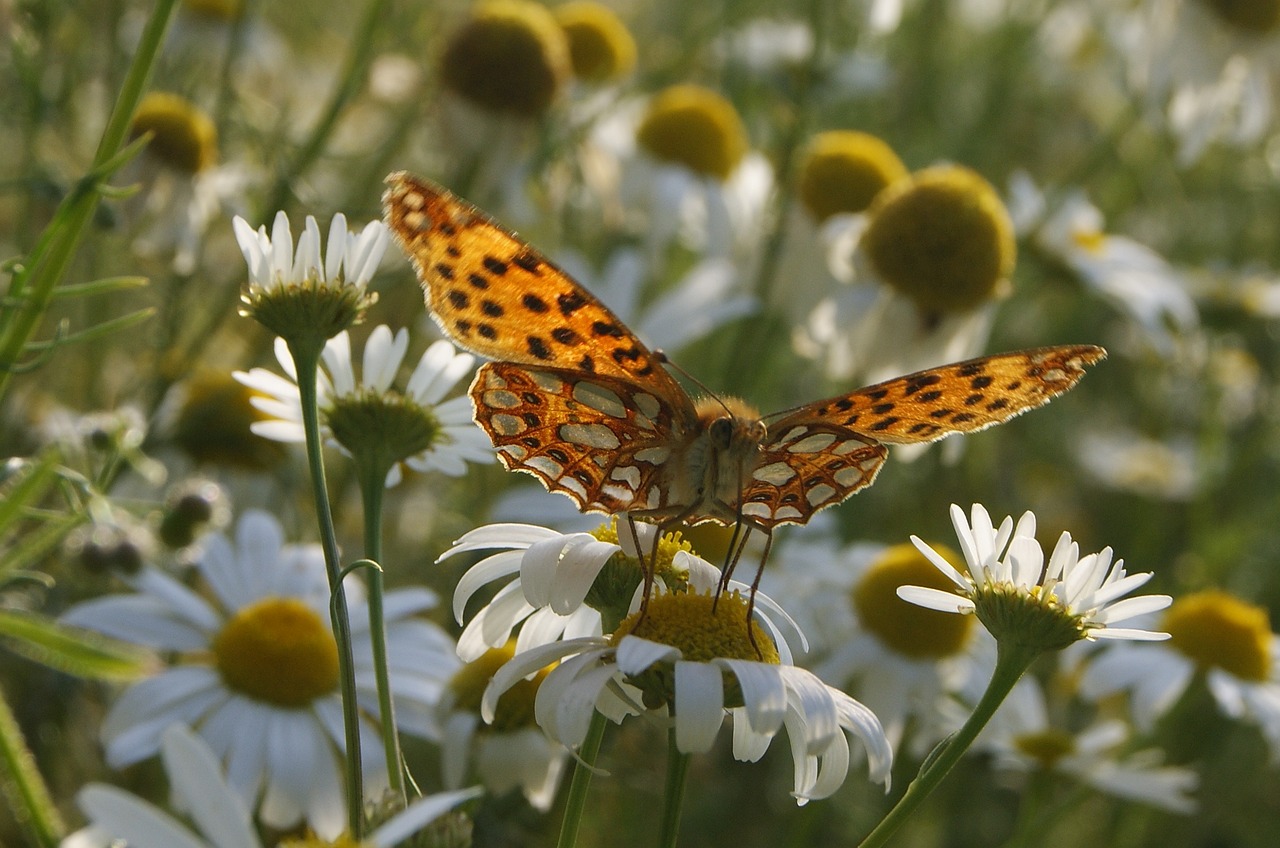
[{"left": 696, "top": 396, "right": 766, "bottom": 452}]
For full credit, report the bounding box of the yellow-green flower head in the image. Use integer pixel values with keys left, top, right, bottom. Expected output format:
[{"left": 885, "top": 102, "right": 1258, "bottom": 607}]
[
  {"left": 586, "top": 519, "right": 694, "bottom": 630},
  {"left": 861, "top": 164, "right": 1016, "bottom": 313},
  {"left": 797, "top": 130, "right": 908, "bottom": 222},
  {"left": 167, "top": 370, "right": 287, "bottom": 470},
  {"left": 1163, "top": 589, "right": 1273, "bottom": 682},
  {"left": 449, "top": 640, "right": 550, "bottom": 731},
  {"left": 1202, "top": 0, "right": 1280, "bottom": 33},
  {"left": 636, "top": 84, "right": 749, "bottom": 181},
  {"left": 853, "top": 542, "right": 973, "bottom": 660},
  {"left": 554, "top": 1, "right": 636, "bottom": 83},
  {"left": 182, "top": 0, "right": 243, "bottom": 21},
  {"left": 439, "top": 0, "right": 571, "bottom": 118},
  {"left": 129, "top": 91, "right": 217, "bottom": 174}
]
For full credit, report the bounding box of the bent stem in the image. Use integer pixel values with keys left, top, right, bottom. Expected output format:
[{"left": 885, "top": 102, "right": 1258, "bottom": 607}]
[
  {"left": 855, "top": 640, "right": 1041, "bottom": 848},
  {"left": 557, "top": 710, "right": 608, "bottom": 848},
  {"left": 289, "top": 339, "right": 365, "bottom": 837},
  {"left": 660, "top": 728, "right": 692, "bottom": 848}
]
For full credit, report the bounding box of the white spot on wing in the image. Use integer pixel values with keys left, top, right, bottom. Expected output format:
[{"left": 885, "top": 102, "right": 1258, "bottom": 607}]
[
  {"left": 788, "top": 433, "right": 837, "bottom": 454},
  {"left": 834, "top": 466, "right": 867, "bottom": 487},
  {"left": 526, "top": 456, "right": 564, "bottom": 478},
  {"left": 752, "top": 461, "right": 797, "bottom": 485},
  {"left": 558, "top": 476, "right": 588, "bottom": 498},
  {"left": 633, "top": 393, "right": 661, "bottom": 420},
  {"left": 833, "top": 439, "right": 866, "bottom": 455},
  {"left": 611, "top": 465, "right": 641, "bottom": 489},
  {"left": 559, "top": 423, "right": 621, "bottom": 450},
  {"left": 490, "top": 414, "right": 526, "bottom": 436},
  {"left": 806, "top": 484, "right": 837, "bottom": 506},
  {"left": 498, "top": 445, "right": 527, "bottom": 461},
  {"left": 572, "top": 382, "right": 627, "bottom": 418},
  {"left": 774, "top": 506, "right": 803, "bottom": 520},
  {"left": 635, "top": 446, "right": 671, "bottom": 464},
  {"left": 530, "top": 371, "right": 564, "bottom": 393},
  {"left": 602, "top": 483, "right": 633, "bottom": 502},
  {"left": 482, "top": 390, "right": 521, "bottom": 409},
  {"left": 742, "top": 503, "right": 771, "bottom": 518},
  {"left": 776, "top": 426, "right": 808, "bottom": 445}
]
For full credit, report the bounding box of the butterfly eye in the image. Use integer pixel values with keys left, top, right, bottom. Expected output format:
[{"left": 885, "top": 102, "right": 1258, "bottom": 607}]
[{"left": 709, "top": 416, "right": 735, "bottom": 448}]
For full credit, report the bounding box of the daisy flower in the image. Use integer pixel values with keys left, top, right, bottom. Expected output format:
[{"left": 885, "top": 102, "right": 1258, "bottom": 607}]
[
  {"left": 976, "top": 677, "right": 1198, "bottom": 813},
  {"left": 901, "top": 503, "right": 1174, "bottom": 648},
  {"left": 60, "top": 510, "right": 460, "bottom": 838},
  {"left": 1079, "top": 589, "right": 1280, "bottom": 762},
  {"left": 234, "top": 325, "right": 494, "bottom": 486},
  {"left": 62, "top": 723, "right": 481, "bottom": 848},
  {"left": 482, "top": 586, "right": 892, "bottom": 805}
]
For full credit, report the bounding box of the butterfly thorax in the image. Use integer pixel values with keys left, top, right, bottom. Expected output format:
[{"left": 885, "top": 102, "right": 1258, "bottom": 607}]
[{"left": 669, "top": 396, "right": 767, "bottom": 522}]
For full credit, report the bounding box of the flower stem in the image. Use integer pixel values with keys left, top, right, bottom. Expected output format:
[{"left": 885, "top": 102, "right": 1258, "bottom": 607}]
[
  {"left": 557, "top": 710, "right": 608, "bottom": 848},
  {"left": 357, "top": 456, "right": 406, "bottom": 805},
  {"left": 660, "top": 728, "right": 692, "bottom": 848},
  {"left": 0, "top": 690, "right": 63, "bottom": 847},
  {"left": 289, "top": 339, "right": 365, "bottom": 837},
  {"left": 855, "top": 640, "right": 1041, "bottom": 848}
]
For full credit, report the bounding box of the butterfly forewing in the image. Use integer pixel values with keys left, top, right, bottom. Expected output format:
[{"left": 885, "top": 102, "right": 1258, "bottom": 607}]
[
  {"left": 771, "top": 345, "right": 1107, "bottom": 445},
  {"left": 383, "top": 172, "right": 688, "bottom": 404},
  {"left": 471, "top": 362, "right": 695, "bottom": 515}
]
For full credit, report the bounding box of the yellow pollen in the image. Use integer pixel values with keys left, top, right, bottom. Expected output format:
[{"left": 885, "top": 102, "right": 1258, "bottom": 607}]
[
  {"left": 439, "top": 0, "right": 570, "bottom": 117},
  {"left": 797, "top": 130, "right": 909, "bottom": 222},
  {"left": 1202, "top": 0, "right": 1280, "bottom": 33},
  {"left": 448, "top": 641, "right": 550, "bottom": 732},
  {"left": 213, "top": 598, "right": 339, "bottom": 707},
  {"left": 555, "top": 2, "right": 636, "bottom": 82},
  {"left": 612, "top": 591, "right": 779, "bottom": 664},
  {"left": 861, "top": 164, "right": 1016, "bottom": 313},
  {"left": 1070, "top": 227, "right": 1107, "bottom": 255},
  {"left": 1012, "top": 728, "right": 1075, "bottom": 768},
  {"left": 170, "top": 370, "right": 287, "bottom": 470},
  {"left": 636, "top": 84, "right": 749, "bottom": 180},
  {"left": 853, "top": 543, "right": 973, "bottom": 659},
  {"left": 278, "top": 834, "right": 364, "bottom": 848},
  {"left": 130, "top": 92, "right": 218, "bottom": 174},
  {"left": 1163, "top": 590, "right": 1273, "bottom": 682}
]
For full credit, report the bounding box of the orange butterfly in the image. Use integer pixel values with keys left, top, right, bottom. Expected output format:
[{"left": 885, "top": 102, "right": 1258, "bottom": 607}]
[{"left": 384, "top": 172, "right": 1104, "bottom": 579}]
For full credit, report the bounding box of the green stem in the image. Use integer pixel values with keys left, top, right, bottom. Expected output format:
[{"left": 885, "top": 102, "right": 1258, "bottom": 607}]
[
  {"left": 556, "top": 710, "right": 609, "bottom": 848},
  {"left": 0, "top": 691, "right": 63, "bottom": 847},
  {"left": 660, "top": 727, "right": 692, "bottom": 848},
  {"left": 289, "top": 340, "right": 365, "bottom": 838},
  {"left": 357, "top": 457, "right": 406, "bottom": 805},
  {"left": 0, "top": 0, "right": 179, "bottom": 402},
  {"left": 855, "top": 640, "right": 1041, "bottom": 848}
]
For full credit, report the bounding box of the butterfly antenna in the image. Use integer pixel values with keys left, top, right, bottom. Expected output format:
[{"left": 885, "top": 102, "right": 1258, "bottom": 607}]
[{"left": 654, "top": 350, "right": 735, "bottom": 418}]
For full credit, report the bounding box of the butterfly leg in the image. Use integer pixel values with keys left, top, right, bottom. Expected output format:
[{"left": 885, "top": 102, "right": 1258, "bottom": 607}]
[{"left": 743, "top": 526, "right": 775, "bottom": 659}]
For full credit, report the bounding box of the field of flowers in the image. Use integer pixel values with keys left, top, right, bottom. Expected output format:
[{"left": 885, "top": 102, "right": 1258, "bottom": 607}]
[{"left": 3, "top": 0, "right": 1280, "bottom": 846}]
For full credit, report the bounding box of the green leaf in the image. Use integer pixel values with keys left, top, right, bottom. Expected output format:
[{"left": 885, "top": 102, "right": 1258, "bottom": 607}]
[{"left": 0, "top": 610, "right": 154, "bottom": 681}]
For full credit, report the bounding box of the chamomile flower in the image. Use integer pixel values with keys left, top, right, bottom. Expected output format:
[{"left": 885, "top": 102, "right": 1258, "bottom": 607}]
[
  {"left": 234, "top": 326, "right": 493, "bottom": 486},
  {"left": 901, "top": 504, "right": 1173, "bottom": 649},
  {"left": 63, "top": 724, "right": 481, "bottom": 848},
  {"left": 482, "top": 586, "right": 892, "bottom": 804},
  {"left": 61, "top": 510, "right": 459, "bottom": 838},
  {"left": 1079, "top": 589, "right": 1280, "bottom": 761},
  {"left": 977, "top": 677, "right": 1198, "bottom": 813}
]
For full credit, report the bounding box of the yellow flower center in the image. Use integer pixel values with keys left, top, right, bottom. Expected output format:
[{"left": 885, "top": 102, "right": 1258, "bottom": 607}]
[
  {"left": 585, "top": 519, "right": 694, "bottom": 629},
  {"left": 555, "top": 1, "right": 636, "bottom": 83},
  {"left": 129, "top": 92, "right": 217, "bottom": 174},
  {"left": 1202, "top": 0, "right": 1280, "bottom": 33},
  {"left": 448, "top": 641, "right": 550, "bottom": 732},
  {"left": 612, "top": 591, "right": 779, "bottom": 710},
  {"left": 439, "top": 0, "right": 570, "bottom": 117},
  {"left": 796, "top": 130, "right": 908, "bottom": 222},
  {"left": 852, "top": 543, "right": 973, "bottom": 659},
  {"left": 278, "top": 835, "right": 364, "bottom": 848},
  {"left": 1163, "top": 590, "right": 1273, "bottom": 681},
  {"left": 1012, "top": 728, "right": 1075, "bottom": 768},
  {"left": 170, "top": 370, "right": 287, "bottom": 470},
  {"left": 861, "top": 164, "right": 1016, "bottom": 313},
  {"left": 182, "top": 0, "right": 243, "bottom": 21},
  {"left": 325, "top": 391, "right": 444, "bottom": 475},
  {"left": 636, "top": 84, "right": 749, "bottom": 180},
  {"left": 213, "top": 598, "right": 340, "bottom": 707},
  {"left": 1070, "top": 227, "right": 1106, "bottom": 255}
]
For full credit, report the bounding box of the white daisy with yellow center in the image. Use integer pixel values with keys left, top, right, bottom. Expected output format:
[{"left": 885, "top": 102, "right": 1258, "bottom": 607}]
[{"left": 61, "top": 510, "right": 459, "bottom": 838}]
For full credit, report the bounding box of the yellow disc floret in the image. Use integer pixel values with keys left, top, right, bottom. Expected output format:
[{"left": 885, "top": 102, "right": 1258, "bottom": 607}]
[
  {"left": 1013, "top": 728, "right": 1075, "bottom": 769},
  {"left": 448, "top": 640, "right": 550, "bottom": 732},
  {"left": 1164, "top": 589, "right": 1273, "bottom": 682},
  {"left": 213, "top": 598, "right": 339, "bottom": 707},
  {"left": 636, "top": 84, "right": 748, "bottom": 180},
  {"left": 861, "top": 164, "right": 1016, "bottom": 313},
  {"left": 1202, "top": 0, "right": 1280, "bottom": 33},
  {"left": 853, "top": 543, "right": 973, "bottom": 659},
  {"left": 439, "top": 0, "right": 570, "bottom": 117},
  {"left": 555, "top": 1, "right": 636, "bottom": 82},
  {"left": 797, "top": 130, "right": 909, "bottom": 222},
  {"left": 169, "top": 370, "right": 287, "bottom": 470},
  {"left": 130, "top": 92, "right": 218, "bottom": 174}
]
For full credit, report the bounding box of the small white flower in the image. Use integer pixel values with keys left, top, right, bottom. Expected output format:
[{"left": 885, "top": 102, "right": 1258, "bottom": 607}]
[
  {"left": 900, "top": 504, "right": 1174, "bottom": 645},
  {"left": 61, "top": 510, "right": 459, "bottom": 838},
  {"left": 62, "top": 724, "right": 480, "bottom": 848},
  {"left": 233, "top": 211, "right": 387, "bottom": 292},
  {"left": 978, "top": 677, "right": 1198, "bottom": 814},
  {"left": 234, "top": 326, "right": 494, "bottom": 485}
]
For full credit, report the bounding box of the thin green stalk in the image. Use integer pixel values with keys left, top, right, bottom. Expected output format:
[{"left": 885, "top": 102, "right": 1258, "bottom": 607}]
[
  {"left": 0, "top": 0, "right": 179, "bottom": 401},
  {"left": 0, "top": 691, "right": 63, "bottom": 847},
  {"left": 660, "top": 728, "right": 692, "bottom": 848},
  {"left": 289, "top": 340, "right": 366, "bottom": 838},
  {"left": 557, "top": 710, "right": 609, "bottom": 848},
  {"left": 357, "top": 457, "right": 406, "bottom": 805},
  {"left": 855, "top": 640, "right": 1041, "bottom": 848}
]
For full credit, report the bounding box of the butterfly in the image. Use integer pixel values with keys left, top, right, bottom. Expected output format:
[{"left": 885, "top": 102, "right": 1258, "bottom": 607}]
[{"left": 383, "top": 171, "right": 1105, "bottom": 582}]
